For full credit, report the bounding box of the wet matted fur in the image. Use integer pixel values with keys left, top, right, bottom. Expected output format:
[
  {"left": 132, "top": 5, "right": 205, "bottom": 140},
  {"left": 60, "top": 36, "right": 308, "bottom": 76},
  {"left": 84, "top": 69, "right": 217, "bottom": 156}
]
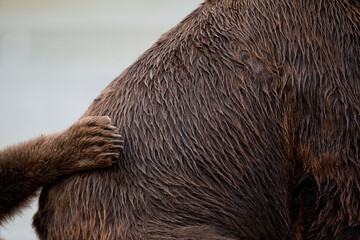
[{"left": 34, "top": 0, "right": 360, "bottom": 239}]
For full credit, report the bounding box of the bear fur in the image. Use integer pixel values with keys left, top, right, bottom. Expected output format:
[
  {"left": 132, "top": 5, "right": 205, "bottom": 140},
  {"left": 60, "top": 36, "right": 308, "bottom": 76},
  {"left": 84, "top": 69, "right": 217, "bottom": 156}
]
[
  {"left": 33, "top": 0, "right": 360, "bottom": 239},
  {"left": 0, "top": 116, "right": 122, "bottom": 224}
]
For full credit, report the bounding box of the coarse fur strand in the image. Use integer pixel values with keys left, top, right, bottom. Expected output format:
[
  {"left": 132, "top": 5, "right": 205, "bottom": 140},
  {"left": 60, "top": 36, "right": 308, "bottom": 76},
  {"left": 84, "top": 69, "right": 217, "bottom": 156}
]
[{"left": 33, "top": 0, "right": 360, "bottom": 239}]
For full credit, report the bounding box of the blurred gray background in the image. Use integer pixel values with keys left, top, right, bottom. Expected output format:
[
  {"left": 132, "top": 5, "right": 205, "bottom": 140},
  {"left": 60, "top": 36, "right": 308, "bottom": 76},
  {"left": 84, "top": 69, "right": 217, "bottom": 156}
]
[{"left": 0, "top": 0, "right": 203, "bottom": 239}]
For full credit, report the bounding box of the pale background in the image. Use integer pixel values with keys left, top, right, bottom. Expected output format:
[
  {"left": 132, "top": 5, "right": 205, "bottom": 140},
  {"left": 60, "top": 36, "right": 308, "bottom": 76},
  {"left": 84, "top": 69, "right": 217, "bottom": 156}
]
[{"left": 0, "top": 0, "right": 203, "bottom": 239}]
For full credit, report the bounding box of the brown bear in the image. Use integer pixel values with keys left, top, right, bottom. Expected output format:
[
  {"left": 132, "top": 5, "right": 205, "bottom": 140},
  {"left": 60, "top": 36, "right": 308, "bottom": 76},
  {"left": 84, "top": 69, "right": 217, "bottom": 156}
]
[
  {"left": 0, "top": 116, "right": 123, "bottom": 224},
  {"left": 33, "top": 0, "right": 360, "bottom": 239}
]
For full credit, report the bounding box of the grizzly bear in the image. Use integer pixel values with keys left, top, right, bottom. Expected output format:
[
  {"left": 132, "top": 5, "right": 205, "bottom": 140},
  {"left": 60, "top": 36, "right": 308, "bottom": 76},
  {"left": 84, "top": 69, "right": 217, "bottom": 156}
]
[
  {"left": 33, "top": 0, "right": 360, "bottom": 239},
  {"left": 0, "top": 116, "right": 123, "bottom": 224}
]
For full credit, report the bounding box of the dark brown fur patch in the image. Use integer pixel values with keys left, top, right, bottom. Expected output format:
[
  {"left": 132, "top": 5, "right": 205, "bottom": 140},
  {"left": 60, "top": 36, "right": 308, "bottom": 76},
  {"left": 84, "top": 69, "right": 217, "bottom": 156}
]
[{"left": 34, "top": 1, "right": 360, "bottom": 239}]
